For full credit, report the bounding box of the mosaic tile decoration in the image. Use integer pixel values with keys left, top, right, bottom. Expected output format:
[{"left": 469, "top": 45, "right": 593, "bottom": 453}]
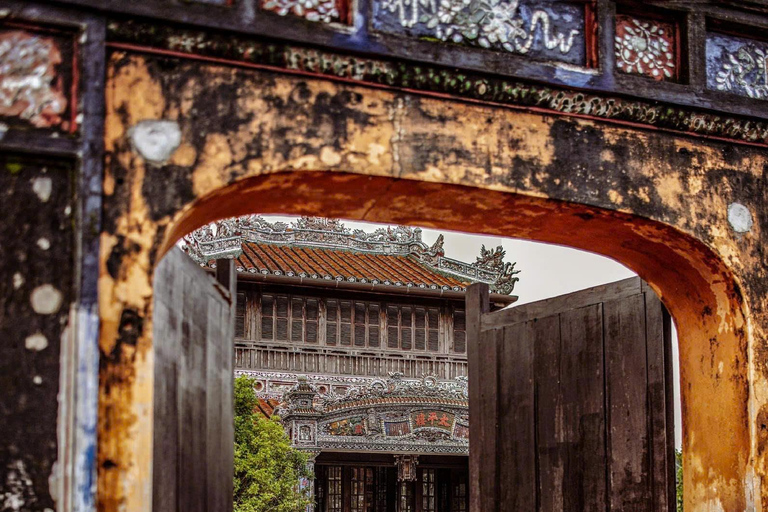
[
  {"left": 372, "top": 0, "right": 587, "bottom": 66},
  {"left": 0, "top": 28, "right": 72, "bottom": 131},
  {"left": 261, "top": 0, "right": 346, "bottom": 23},
  {"left": 707, "top": 32, "right": 768, "bottom": 100},
  {"left": 615, "top": 14, "right": 676, "bottom": 81}
]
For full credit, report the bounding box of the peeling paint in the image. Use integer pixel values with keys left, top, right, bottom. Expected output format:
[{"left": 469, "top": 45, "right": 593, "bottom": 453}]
[
  {"left": 25, "top": 332, "right": 49, "bottom": 351},
  {"left": 30, "top": 285, "right": 63, "bottom": 315},
  {"left": 129, "top": 120, "right": 182, "bottom": 165},
  {"left": 32, "top": 177, "right": 52, "bottom": 202},
  {"left": 728, "top": 202, "right": 754, "bottom": 234}
]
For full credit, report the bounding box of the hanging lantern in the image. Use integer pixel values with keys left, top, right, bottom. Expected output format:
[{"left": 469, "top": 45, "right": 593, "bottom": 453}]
[{"left": 394, "top": 454, "right": 419, "bottom": 482}]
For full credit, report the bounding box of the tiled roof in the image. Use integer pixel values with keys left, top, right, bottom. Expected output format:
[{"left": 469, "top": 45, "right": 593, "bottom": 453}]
[
  {"left": 234, "top": 242, "right": 469, "bottom": 290},
  {"left": 182, "top": 216, "right": 520, "bottom": 294},
  {"left": 256, "top": 398, "right": 280, "bottom": 418}
]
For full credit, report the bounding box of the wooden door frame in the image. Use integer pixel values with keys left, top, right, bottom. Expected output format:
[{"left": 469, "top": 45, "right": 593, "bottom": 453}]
[{"left": 100, "top": 52, "right": 761, "bottom": 511}]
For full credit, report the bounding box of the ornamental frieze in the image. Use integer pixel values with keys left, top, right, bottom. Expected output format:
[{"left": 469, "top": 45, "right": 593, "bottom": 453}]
[
  {"left": 280, "top": 374, "right": 470, "bottom": 453},
  {"left": 107, "top": 21, "right": 768, "bottom": 146}
]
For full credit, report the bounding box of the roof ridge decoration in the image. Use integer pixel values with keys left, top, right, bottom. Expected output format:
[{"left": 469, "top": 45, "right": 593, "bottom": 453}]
[{"left": 181, "top": 215, "right": 520, "bottom": 294}]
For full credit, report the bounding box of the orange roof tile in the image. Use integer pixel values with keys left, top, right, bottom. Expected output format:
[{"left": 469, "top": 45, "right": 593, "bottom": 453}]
[{"left": 235, "top": 242, "right": 469, "bottom": 290}]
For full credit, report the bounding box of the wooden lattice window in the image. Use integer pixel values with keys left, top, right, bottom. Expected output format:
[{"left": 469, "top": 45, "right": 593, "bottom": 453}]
[
  {"left": 398, "top": 481, "right": 414, "bottom": 512},
  {"left": 451, "top": 477, "right": 467, "bottom": 512},
  {"left": 327, "top": 300, "right": 381, "bottom": 348},
  {"left": 375, "top": 467, "right": 388, "bottom": 512},
  {"left": 260, "top": 293, "right": 318, "bottom": 343},
  {"left": 387, "top": 304, "right": 440, "bottom": 352},
  {"left": 327, "top": 466, "right": 342, "bottom": 512},
  {"left": 350, "top": 467, "right": 374, "bottom": 512},
  {"left": 290, "top": 297, "right": 319, "bottom": 343},
  {"left": 453, "top": 309, "right": 467, "bottom": 354},
  {"left": 235, "top": 292, "right": 246, "bottom": 338},
  {"left": 260, "top": 293, "right": 289, "bottom": 342},
  {"left": 422, "top": 469, "right": 436, "bottom": 512}
]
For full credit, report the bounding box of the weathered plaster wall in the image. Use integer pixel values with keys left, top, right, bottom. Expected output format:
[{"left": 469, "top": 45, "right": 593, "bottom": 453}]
[
  {"left": 0, "top": 154, "right": 74, "bottom": 511},
  {"left": 101, "top": 51, "right": 767, "bottom": 511}
]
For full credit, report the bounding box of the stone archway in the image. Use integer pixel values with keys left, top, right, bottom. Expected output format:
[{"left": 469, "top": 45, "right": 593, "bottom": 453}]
[{"left": 99, "top": 50, "right": 766, "bottom": 511}]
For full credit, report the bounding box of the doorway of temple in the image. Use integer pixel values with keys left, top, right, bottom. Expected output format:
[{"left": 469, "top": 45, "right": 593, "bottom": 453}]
[{"left": 313, "top": 454, "right": 468, "bottom": 512}]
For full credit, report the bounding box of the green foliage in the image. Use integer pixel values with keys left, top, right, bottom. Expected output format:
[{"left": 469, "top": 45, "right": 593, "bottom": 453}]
[
  {"left": 234, "top": 375, "right": 313, "bottom": 512},
  {"left": 675, "top": 449, "right": 683, "bottom": 511}
]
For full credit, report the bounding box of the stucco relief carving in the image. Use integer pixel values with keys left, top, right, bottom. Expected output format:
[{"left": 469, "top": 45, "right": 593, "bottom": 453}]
[
  {"left": 708, "top": 33, "right": 768, "bottom": 100},
  {"left": 0, "top": 30, "right": 68, "bottom": 129},
  {"left": 280, "top": 374, "right": 470, "bottom": 453},
  {"left": 261, "top": 0, "right": 342, "bottom": 23},
  {"left": 373, "top": 0, "right": 584, "bottom": 64},
  {"left": 614, "top": 15, "right": 676, "bottom": 81}
]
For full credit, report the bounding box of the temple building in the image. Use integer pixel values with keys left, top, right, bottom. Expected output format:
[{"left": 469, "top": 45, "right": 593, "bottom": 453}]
[{"left": 182, "top": 216, "right": 520, "bottom": 512}]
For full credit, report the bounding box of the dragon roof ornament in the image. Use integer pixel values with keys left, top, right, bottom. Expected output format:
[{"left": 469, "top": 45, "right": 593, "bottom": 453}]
[{"left": 180, "top": 215, "right": 520, "bottom": 294}]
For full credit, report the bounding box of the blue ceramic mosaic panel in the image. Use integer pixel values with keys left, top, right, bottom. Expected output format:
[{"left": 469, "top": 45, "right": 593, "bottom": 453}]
[
  {"left": 707, "top": 32, "right": 768, "bottom": 100},
  {"left": 372, "top": 0, "right": 587, "bottom": 66}
]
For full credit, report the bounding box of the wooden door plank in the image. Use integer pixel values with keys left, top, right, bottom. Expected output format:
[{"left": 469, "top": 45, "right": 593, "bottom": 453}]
[
  {"left": 533, "top": 314, "right": 562, "bottom": 512},
  {"left": 498, "top": 322, "right": 536, "bottom": 510},
  {"left": 206, "top": 297, "right": 224, "bottom": 512},
  {"left": 644, "top": 291, "right": 675, "bottom": 512},
  {"left": 559, "top": 304, "right": 606, "bottom": 512},
  {"left": 481, "top": 277, "right": 641, "bottom": 331},
  {"left": 604, "top": 293, "right": 652, "bottom": 512},
  {"left": 152, "top": 255, "right": 180, "bottom": 512}
]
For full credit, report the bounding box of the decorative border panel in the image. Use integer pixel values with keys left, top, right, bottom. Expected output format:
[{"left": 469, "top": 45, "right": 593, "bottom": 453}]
[
  {"left": 261, "top": 0, "right": 350, "bottom": 24},
  {"left": 372, "top": 0, "right": 587, "bottom": 66},
  {"left": 0, "top": 22, "right": 78, "bottom": 134},
  {"left": 614, "top": 14, "right": 677, "bottom": 82},
  {"left": 707, "top": 32, "right": 768, "bottom": 100}
]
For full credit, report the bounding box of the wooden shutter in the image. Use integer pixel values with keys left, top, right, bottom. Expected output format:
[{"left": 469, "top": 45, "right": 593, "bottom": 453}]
[
  {"left": 468, "top": 277, "right": 675, "bottom": 512},
  {"left": 152, "top": 248, "right": 235, "bottom": 512}
]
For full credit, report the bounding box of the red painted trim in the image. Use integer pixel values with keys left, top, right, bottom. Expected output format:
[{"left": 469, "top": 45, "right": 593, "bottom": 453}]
[
  {"left": 104, "top": 41, "right": 768, "bottom": 149},
  {"left": 70, "top": 34, "right": 80, "bottom": 134},
  {"left": 583, "top": 2, "right": 599, "bottom": 70}
]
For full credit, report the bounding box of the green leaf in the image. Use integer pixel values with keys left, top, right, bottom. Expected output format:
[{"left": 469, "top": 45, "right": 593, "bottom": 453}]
[{"left": 234, "top": 376, "right": 313, "bottom": 512}]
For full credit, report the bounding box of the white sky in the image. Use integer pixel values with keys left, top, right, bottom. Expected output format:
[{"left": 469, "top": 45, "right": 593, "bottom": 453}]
[{"left": 265, "top": 215, "right": 682, "bottom": 448}]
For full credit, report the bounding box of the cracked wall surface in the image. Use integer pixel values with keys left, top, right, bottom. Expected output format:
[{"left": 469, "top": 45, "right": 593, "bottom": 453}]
[{"left": 99, "top": 51, "right": 768, "bottom": 511}]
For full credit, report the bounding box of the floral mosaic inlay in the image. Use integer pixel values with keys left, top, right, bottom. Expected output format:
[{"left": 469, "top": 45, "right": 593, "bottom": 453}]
[
  {"left": 372, "top": 0, "right": 586, "bottom": 66},
  {"left": 614, "top": 15, "right": 676, "bottom": 81},
  {"left": 0, "top": 30, "right": 69, "bottom": 129},
  {"left": 261, "top": 0, "right": 345, "bottom": 24},
  {"left": 707, "top": 33, "right": 768, "bottom": 100}
]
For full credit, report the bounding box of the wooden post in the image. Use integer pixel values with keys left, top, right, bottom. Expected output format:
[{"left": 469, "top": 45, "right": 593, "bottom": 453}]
[
  {"left": 215, "top": 258, "right": 236, "bottom": 298},
  {"left": 466, "top": 283, "right": 490, "bottom": 512}
]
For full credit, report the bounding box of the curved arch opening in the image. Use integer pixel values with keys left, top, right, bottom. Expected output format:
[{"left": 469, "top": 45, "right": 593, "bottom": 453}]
[{"left": 154, "top": 170, "right": 750, "bottom": 510}]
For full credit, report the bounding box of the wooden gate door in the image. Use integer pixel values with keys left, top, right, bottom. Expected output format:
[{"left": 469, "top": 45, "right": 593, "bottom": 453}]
[
  {"left": 467, "top": 277, "right": 675, "bottom": 512},
  {"left": 152, "top": 247, "right": 236, "bottom": 512}
]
